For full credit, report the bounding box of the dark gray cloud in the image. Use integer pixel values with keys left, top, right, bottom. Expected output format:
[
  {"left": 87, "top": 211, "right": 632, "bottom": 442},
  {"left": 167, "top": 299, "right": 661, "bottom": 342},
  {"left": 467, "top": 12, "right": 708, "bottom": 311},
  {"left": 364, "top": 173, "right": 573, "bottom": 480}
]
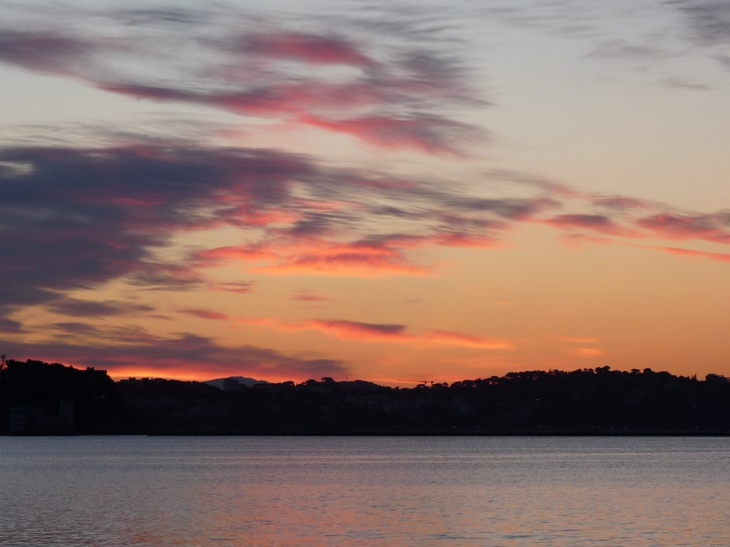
[
  {"left": 316, "top": 319, "right": 406, "bottom": 336},
  {"left": 673, "top": 0, "right": 730, "bottom": 46},
  {"left": 453, "top": 197, "right": 558, "bottom": 220},
  {"left": 0, "top": 318, "right": 24, "bottom": 334},
  {"left": 49, "top": 322, "right": 104, "bottom": 336},
  {"left": 0, "top": 334, "right": 348, "bottom": 380},
  {"left": 0, "top": 30, "right": 98, "bottom": 76},
  {"left": 0, "top": 144, "right": 313, "bottom": 311},
  {"left": 46, "top": 299, "right": 155, "bottom": 318}
]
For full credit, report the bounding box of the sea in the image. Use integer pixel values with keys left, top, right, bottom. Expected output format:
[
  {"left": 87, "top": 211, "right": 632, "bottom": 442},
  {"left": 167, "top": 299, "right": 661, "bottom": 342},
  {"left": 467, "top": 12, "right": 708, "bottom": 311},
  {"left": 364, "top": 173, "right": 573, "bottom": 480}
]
[{"left": 0, "top": 436, "right": 728, "bottom": 546}]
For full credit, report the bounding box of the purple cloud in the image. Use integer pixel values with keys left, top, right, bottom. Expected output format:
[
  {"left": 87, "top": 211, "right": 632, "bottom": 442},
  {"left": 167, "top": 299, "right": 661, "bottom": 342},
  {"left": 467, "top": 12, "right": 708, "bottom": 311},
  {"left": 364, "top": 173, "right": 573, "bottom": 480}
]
[
  {"left": 0, "top": 5, "right": 487, "bottom": 155},
  {"left": 0, "top": 334, "right": 348, "bottom": 381}
]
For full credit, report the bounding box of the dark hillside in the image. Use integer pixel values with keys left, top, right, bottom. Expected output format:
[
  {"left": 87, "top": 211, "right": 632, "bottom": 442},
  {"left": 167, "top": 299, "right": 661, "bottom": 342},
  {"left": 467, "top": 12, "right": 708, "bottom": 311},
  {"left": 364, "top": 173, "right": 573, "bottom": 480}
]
[{"left": 2, "top": 360, "right": 730, "bottom": 435}]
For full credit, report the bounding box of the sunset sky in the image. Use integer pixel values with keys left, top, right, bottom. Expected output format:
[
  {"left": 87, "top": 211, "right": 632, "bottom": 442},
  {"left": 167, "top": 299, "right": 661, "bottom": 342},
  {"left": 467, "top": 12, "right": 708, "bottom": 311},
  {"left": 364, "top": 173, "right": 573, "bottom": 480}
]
[{"left": 2, "top": 0, "right": 730, "bottom": 385}]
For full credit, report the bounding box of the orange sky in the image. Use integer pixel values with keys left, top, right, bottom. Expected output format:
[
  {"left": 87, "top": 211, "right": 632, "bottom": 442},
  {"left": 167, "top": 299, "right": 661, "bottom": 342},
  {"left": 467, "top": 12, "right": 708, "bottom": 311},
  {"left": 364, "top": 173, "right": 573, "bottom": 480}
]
[{"left": 2, "top": 0, "right": 730, "bottom": 385}]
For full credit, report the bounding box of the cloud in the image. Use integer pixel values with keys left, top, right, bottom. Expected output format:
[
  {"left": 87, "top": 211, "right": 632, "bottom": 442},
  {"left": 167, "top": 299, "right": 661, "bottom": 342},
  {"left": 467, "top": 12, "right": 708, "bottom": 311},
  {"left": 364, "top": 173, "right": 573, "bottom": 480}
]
[
  {"left": 300, "top": 114, "right": 486, "bottom": 155},
  {"left": 0, "top": 30, "right": 98, "bottom": 76},
  {"left": 637, "top": 213, "right": 730, "bottom": 243},
  {"left": 661, "top": 76, "right": 712, "bottom": 91},
  {"left": 592, "top": 196, "right": 649, "bottom": 211},
  {"left": 198, "top": 240, "right": 430, "bottom": 278},
  {"left": 207, "top": 281, "right": 255, "bottom": 294},
  {"left": 571, "top": 348, "right": 605, "bottom": 358},
  {"left": 198, "top": 246, "right": 280, "bottom": 264},
  {"left": 546, "top": 214, "right": 623, "bottom": 234},
  {"left": 0, "top": 144, "right": 313, "bottom": 312},
  {"left": 0, "top": 318, "right": 24, "bottom": 334},
  {"left": 179, "top": 309, "right": 230, "bottom": 321},
  {"left": 252, "top": 242, "right": 431, "bottom": 277},
  {"left": 96, "top": 82, "right": 384, "bottom": 118},
  {"left": 49, "top": 322, "right": 103, "bottom": 336},
  {"left": 231, "top": 316, "right": 514, "bottom": 350},
  {"left": 657, "top": 246, "right": 730, "bottom": 263},
  {"left": 4, "top": 138, "right": 729, "bottom": 326},
  {"left": 674, "top": 0, "right": 730, "bottom": 46},
  {"left": 46, "top": 299, "right": 154, "bottom": 318},
  {"left": 309, "top": 319, "right": 407, "bottom": 339},
  {"left": 233, "top": 31, "right": 377, "bottom": 67},
  {"left": 424, "top": 330, "right": 514, "bottom": 350},
  {"left": 3, "top": 137, "right": 730, "bottom": 328},
  {"left": 292, "top": 292, "right": 333, "bottom": 303},
  {"left": 2, "top": 334, "right": 347, "bottom": 381},
  {"left": 587, "top": 40, "right": 671, "bottom": 62},
  {"left": 0, "top": 6, "right": 487, "bottom": 154}
]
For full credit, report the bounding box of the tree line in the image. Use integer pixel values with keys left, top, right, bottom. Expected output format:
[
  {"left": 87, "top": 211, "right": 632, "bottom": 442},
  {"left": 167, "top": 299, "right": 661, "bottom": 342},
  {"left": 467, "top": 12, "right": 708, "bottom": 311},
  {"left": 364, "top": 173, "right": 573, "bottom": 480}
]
[{"left": 2, "top": 359, "right": 730, "bottom": 435}]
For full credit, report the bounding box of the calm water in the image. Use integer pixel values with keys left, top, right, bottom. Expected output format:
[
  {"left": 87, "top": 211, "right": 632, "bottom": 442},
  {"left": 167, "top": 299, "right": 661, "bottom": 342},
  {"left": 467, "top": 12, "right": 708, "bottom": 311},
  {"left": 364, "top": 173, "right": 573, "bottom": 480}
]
[{"left": 1, "top": 436, "right": 729, "bottom": 546}]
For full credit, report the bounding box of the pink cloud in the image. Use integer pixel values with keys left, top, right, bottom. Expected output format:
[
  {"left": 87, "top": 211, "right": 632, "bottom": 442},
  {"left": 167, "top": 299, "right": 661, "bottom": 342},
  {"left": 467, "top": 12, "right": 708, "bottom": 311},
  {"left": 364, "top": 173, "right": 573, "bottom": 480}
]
[
  {"left": 292, "top": 292, "right": 333, "bottom": 303},
  {"left": 237, "top": 32, "right": 377, "bottom": 67},
  {"left": 300, "top": 114, "right": 484, "bottom": 155},
  {"left": 425, "top": 330, "right": 514, "bottom": 350},
  {"left": 0, "top": 13, "right": 488, "bottom": 159},
  {"left": 657, "top": 247, "right": 730, "bottom": 263},
  {"left": 253, "top": 242, "right": 430, "bottom": 278},
  {"left": 637, "top": 213, "right": 730, "bottom": 244}
]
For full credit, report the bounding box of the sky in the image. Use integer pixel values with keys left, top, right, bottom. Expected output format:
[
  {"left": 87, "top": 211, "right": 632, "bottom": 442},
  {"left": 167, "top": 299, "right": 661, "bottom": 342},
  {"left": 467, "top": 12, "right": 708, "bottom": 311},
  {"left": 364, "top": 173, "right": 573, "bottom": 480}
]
[{"left": 1, "top": 0, "right": 730, "bottom": 385}]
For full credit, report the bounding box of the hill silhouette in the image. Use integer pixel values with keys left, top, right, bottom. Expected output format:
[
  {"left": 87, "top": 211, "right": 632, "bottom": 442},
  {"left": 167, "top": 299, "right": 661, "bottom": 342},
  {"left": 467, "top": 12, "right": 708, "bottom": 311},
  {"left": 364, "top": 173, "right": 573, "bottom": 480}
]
[{"left": 2, "top": 359, "right": 730, "bottom": 435}]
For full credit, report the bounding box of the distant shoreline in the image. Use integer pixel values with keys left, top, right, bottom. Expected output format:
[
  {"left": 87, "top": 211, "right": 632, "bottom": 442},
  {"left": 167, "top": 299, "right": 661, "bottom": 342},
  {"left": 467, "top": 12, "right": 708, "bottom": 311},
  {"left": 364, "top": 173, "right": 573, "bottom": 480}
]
[{"left": 4, "top": 359, "right": 730, "bottom": 436}]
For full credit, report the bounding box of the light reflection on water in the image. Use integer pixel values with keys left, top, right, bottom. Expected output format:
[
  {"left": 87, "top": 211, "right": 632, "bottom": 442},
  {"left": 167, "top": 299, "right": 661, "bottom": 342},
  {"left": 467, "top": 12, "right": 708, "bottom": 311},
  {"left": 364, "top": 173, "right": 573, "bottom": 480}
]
[{"left": 1, "top": 436, "right": 729, "bottom": 546}]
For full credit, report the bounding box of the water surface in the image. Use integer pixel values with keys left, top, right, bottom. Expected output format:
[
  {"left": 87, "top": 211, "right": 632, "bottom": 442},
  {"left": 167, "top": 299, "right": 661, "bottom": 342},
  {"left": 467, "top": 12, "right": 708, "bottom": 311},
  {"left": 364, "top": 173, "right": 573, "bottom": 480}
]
[{"left": 1, "top": 436, "right": 728, "bottom": 546}]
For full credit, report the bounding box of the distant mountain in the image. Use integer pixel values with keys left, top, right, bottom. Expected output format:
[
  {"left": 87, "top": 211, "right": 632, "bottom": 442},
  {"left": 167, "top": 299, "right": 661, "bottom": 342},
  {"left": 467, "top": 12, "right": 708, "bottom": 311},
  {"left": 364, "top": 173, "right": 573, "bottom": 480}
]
[{"left": 205, "top": 376, "right": 269, "bottom": 390}]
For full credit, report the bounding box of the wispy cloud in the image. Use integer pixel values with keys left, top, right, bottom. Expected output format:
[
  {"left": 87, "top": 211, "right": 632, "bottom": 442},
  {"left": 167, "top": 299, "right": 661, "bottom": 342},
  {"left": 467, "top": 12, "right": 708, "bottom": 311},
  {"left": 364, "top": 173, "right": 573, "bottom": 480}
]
[
  {"left": 3, "top": 139, "right": 730, "bottom": 329},
  {"left": 292, "top": 291, "right": 334, "bottom": 303},
  {"left": 0, "top": 5, "right": 487, "bottom": 154},
  {"left": 179, "top": 309, "right": 230, "bottom": 321},
  {"left": 545, "top": 214, "right": 627, "bottom": 235},
  {"left": 47, "top": 299, "right": 154, "bottom": 318},
  {"left": 299, "top": 114, "right": 486, "bottom": 155},
  {"left": 2, "top": 333, "right": 347, "bottom": 380},
  {"left": 656, "top": 246, "right": 730, "bottom": 263},
  {"left": 570, "top": 348, "right": 605, "bottom": 358},
  {"left": 191, "top": 314, "right": 515, "bottom": 350},
  {"left": 207, "top": 281, "right": 256, "bottom": 294},
  {"left": 232, "top": 31, "right": 378, "bottom": 67},
  {"left": 674, "top": 0, "right": 730, "bottom": 47},
  {"left": 637, "top": 213, "right": 730, "bottom": 244}
]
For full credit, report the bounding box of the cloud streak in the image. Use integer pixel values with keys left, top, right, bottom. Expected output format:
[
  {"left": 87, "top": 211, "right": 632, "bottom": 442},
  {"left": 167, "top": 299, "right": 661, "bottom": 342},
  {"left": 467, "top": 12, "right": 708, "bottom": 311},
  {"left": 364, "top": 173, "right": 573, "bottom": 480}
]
[
  {"left": 186, "top": 313, "right": 514, "bottom": 350},
  {"left": 0, "top": 5, "right": 487, "bottom": 154},
  {"left": 2, "top": 332, "right": 347, "bottom": 381}
]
